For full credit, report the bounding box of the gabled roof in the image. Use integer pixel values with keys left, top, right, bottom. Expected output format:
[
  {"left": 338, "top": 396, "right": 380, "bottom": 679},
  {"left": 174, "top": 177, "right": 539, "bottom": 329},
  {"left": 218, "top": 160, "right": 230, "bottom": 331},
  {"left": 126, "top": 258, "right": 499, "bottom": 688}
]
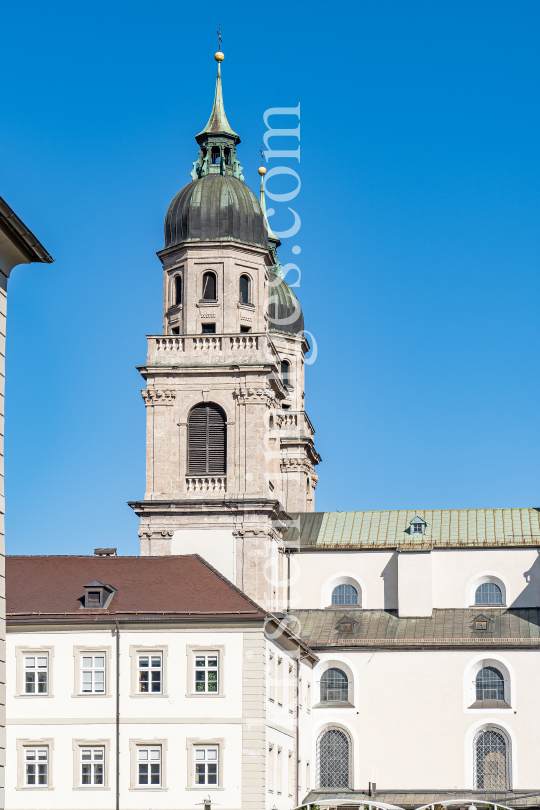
[
  {"left": 288, "top": 608, "right": 540, "bottom": 649},
  {"left": 284, "top": 508, "right": 540, "bottom": 550},
  {"left": 6, "top": 555, "right": 266, "bottom": 621}
]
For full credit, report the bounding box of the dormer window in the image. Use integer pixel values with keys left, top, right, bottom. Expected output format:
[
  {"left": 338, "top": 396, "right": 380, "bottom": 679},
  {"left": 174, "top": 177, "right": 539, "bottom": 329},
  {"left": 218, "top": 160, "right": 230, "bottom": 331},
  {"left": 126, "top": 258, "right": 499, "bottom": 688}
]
[
  {"left": 82, "top": 581, "right": 116, "bottom": 610},
  {"left": 476, "top": 620, "right": 488, "bottom": 631},
  {"left": 409, "top": 516, "right": 427, "bottom": 535},
  {"left": 339, "top": 621, "right": 352, "bottom": 633}
]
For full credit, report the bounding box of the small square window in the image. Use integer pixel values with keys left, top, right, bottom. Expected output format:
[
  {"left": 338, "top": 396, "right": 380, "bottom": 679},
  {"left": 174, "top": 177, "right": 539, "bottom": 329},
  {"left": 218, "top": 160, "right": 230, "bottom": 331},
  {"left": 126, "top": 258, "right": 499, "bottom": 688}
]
[
  {"left": 195, "top": 654, "right": 219, "bottom": 693},
  {"left": 240, "top": 326, "right": 251, "bottom": 333},
  {"left": 25, "top": 656, "right": 48, "bottom": 695},
  {"left": 339, "top": 622, "right": 352, "bottom": 633},
  {"left": 413, "top": 523, "right": 423, "bottom": 533},
  {"left": 138, "top": 654, "right": 162, "bottom": 694},
  {"left": 475, "top": 620, "right": 488, "bottom": 630},
  {"left": 194, "top": 746, "right": 219, "bottom": 786},
  {"left": 87, "top": 591, "right": 101, "bottom": 607},
  {"left": 202, "top": 323, "right": 216, "bottom": 334}
]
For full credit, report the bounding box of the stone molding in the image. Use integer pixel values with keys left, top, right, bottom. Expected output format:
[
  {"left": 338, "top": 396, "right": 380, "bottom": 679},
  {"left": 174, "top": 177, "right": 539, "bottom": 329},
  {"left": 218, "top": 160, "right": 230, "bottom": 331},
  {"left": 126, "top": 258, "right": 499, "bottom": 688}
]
[
  {"left": 280, "top": 457, "right": 313, "bottom": 474},
  {"left": 141, "top": 389, "right": 177, "bottom": 406},
  {"left": 138, "top": 529, "right": 174, "bottom": 540},
  {"left": 235, "top": 387, "right": 276, "bottom": 406}
]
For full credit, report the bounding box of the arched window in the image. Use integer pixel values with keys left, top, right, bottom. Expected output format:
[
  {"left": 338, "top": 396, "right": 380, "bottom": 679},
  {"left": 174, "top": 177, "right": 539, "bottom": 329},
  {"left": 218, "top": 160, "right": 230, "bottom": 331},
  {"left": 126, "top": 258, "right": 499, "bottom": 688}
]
[
  {"left": 188, "top": 403, "right": 226, "bottom": 475},
  {"left": 321, "top": 668, "right": 348, "bottom": 703},
  {"left": 476, "top": 666, "right": 504, "bottom": 702},
  {"left": 332, "top": 584, "right": 358, "bottom": 605},
  {"left": 224, "top": 147, "right": 231, "bottom": 166},
  {"left": 202, "top": 272, "right": 217, "bottom": 301},
  {"left": 474, "top": 728, "right": 508, "bottom": 789},
  {"left": 475, "top": 582, "right": 502, "bottom": 604},
  {"left": 174, "top": 275, "right": 182, "bottom": 306},
  {"left": 211, "top": 146, "right": 220, "bottom": 164},
  {"left": 239, "top": 275, "right": 250, "bottom": 304},
  {"left": 317, "top": 728, "right": 350, "bottom": 788},
  {"left": 281, "top": 360, "right": 290, "bottom": 387}
]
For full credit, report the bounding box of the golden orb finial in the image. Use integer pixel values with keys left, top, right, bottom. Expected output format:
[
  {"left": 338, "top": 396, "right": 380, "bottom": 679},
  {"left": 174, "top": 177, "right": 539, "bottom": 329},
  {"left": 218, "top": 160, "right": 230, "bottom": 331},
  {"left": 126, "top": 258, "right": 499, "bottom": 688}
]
[
  {"left": 258, "top": 166, "right": 267, "bottom": 176},
  {"left": 215, "top": 51, "right": 225, "bottom": 62}
]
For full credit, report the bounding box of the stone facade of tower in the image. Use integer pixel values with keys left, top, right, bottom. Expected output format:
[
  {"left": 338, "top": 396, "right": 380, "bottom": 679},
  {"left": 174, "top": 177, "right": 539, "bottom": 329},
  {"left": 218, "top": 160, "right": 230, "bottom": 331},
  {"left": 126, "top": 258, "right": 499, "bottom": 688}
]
[{"left": 129, "top": 57, "right": 320, "bottom": 610}]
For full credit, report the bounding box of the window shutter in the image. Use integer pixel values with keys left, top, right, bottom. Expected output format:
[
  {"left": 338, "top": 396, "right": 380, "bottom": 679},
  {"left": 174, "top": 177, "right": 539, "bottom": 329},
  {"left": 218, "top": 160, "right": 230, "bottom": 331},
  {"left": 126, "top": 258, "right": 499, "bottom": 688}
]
[{"left": 188, "top": 404, "right": 226, "bottom": 475}]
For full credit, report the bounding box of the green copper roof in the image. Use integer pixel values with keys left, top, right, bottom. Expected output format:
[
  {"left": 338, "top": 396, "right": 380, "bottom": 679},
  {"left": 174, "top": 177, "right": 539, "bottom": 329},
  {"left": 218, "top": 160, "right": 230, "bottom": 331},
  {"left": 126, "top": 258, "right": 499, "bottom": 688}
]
[
  {"left": 196, "top": 62, "right": 239, "bottom": 142},
  {"left": 284, "top": 508, "right": 540, "bottom": 549}
]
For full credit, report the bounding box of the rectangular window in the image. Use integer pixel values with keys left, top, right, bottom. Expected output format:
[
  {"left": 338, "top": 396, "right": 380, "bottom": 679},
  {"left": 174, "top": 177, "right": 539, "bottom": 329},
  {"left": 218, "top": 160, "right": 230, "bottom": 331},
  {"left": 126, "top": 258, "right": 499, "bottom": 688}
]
[
  {"left": 194, "top": 654, "right": 218, "bottom": 693},
  {"left": 276, "top": 747, "right": 282, "bottom": 794},
  {"left": 277, "top": 658, "right": 283, "bottom": 705},
  {"left": 25, "top": 656, "right": 48, "bottom": 695},
  {"left": 307, "top": 682, "right": 311, "bottom": 712},
  {"left": 288, "top": 750, "right": 294, "bottom": 797},
  {"left": 25, "top": 747, "right": 48, "bottom": 786},
  {"left": 268, "top": 744, "right": 275, "bottom": 793},
  {"left": 81, "top": 747, "right": 104, "bottom": 786},
  {"left": 306, "top": 760, "right": 310, "bottom": 790},
  {"left": 194, "top": 746, "right": 219, "bottom": 786},
  {"left": 289, "top": 664, "right": 294, "bottom": 713},
  {"left": 138, "top": 654, "right": 162, "bottom": 694},
  {"left": 81, "top": 655, "right": 105, "bottom": 694},
  {"left": 299, "top": 677, "right": 303, "bottom": 708},
  {"left": 269, "top": 653, "right": 275, "bottom": 702},
  {"left": 201, "top": 323, "right": 216, "bottom": 334},
  {"left": 137, "top": 747, "right": 161, "bottom": 786}
]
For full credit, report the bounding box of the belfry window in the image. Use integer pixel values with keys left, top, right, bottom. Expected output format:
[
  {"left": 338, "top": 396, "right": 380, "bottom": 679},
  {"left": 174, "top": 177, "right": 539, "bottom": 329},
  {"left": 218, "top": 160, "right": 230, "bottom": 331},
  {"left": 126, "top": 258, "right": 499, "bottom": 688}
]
[
  {"left": 239, "top": 275, "right": 250, "bottom": 304},
  {"left": 320, "top": 668, "right": 349, "bottom": 702},
  {"left": 188, "top": 403, "right": 226, "bottom": 475},
  {"left": 224, "top": 147, "right": 231, "bottom": 166},
  {"left": 281, "top": 360, "right": 290, "bottom": 387},
  {"left": 174, "top": 275, "right": 182, "bottom": 305},
  {"left": 202, "top": 272, "right": 217, "bottom": 301},
  {"left": 211, "top": 146, "right": 220, "bottom": 164},
  {"left": 475, "top": 583, "right": 503, "bottom": 605}
]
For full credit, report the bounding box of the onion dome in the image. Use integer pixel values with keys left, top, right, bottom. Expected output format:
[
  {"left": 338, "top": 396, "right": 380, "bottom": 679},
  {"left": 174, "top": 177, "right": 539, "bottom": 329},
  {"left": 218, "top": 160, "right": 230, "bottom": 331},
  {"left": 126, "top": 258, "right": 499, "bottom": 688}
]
[
  {"left": 164, "top": 52, "right": 268, "bottom": 251},
  {"left": 165, "top": 174, "right": 267, "bottom": 249},
  {"left": 268, "top": 269, "right": 304, "bottom": 336}
]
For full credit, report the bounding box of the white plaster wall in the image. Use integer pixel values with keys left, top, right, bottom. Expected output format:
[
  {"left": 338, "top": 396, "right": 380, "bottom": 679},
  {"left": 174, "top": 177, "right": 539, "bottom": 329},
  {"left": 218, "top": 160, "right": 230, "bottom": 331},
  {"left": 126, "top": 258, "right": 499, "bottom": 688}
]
[
  {"left": 398, "top": 551, "right": 433, "bottom": 617},
  {"left": 171, "top": 530, "right": 236, "bottom": 583},
  {"left": 311, "top": 648, "right": 540, "bottom": 789},
  {"left": 432, "top": 547, "right": 540, "bottom": 608},
  {"left": 289, "top": 550, "right": 397, "bottom": 610}
]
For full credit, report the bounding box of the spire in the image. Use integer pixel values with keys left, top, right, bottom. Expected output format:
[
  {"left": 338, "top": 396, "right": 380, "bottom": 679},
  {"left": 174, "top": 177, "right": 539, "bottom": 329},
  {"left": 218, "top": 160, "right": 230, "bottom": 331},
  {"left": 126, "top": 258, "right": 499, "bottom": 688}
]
[
  {"left": 196, "top": 56, "right": 239, "bottom": 142},
  {"left": 190, "top": 51, "right": 243, "bottom": 181},
  {"left": 258, "top": 165, "right": 282, "bottom": 275}
]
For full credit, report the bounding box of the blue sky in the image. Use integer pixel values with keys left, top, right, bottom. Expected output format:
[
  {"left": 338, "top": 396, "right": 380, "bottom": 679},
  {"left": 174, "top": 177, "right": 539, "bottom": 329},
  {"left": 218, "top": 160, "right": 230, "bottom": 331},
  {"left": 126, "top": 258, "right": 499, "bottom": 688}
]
[{"left": 3, "top": 0, "right": 540, "bottom": 555}]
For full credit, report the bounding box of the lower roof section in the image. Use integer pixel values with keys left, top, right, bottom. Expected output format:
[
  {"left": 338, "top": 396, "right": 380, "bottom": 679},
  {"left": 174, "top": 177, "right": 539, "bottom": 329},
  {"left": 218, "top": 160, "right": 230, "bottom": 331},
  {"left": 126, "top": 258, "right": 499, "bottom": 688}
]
[
  {"left": 302, "top": 789, "right": 540, "bottom": 809},
  {"left": 287, "top": 608, "right": 540, "bottom": 649},
  {"left": 284, "top": 509, "right": 540, "bottom": 550}
]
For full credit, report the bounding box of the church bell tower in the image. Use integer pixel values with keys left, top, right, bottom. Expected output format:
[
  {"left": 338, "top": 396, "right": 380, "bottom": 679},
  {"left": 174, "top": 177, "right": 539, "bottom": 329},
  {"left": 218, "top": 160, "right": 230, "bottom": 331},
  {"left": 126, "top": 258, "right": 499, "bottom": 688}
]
[{"left": 129, "top": 51, "right": 320, "bottom": 609}]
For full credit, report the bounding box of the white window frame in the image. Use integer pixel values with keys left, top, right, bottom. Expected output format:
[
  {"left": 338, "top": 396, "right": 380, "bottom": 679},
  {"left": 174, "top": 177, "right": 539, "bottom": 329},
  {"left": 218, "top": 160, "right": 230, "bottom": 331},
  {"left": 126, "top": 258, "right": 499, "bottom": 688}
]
[
  {"left": 186, "top": 737, "right": 224, "bottom": 791},
  {"left": 15, "top": 647, "right": 54, "bottom": 698},
  {"left": 129, "top": 646, "right": 168, "bottom": 698},
  {"left": 80, "top": 746, "right": 105, "bottom": 787},
  {"left": 193, "top": 745, "right": 219, "bottom": 787},
  {"left": 194, "top": 653, "right": 219, "bottom": 694},
  {"left": 186, "top": 646, "right": 225, "bottom": 697},
  {"left": 24, "top": 655, "right": 48, "bottom": 696},
  {"left": 137, "top": 653, "right": 162, "bottom": 694},
  {"left": 81, "top": 654, "right": 106, "bottom": 695},
  {"left": 137, "top": 747, "right": 162, "bottom": 787},
  {"left": 24, "top": 747, "right": 48, "bottom": 787}
]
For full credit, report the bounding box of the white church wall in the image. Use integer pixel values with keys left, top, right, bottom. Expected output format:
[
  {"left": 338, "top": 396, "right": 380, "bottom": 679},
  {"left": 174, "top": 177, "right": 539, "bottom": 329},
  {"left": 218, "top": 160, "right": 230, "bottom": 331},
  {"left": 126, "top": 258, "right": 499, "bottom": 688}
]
[
  {"left": 397, "top": 551, "right": 433, "bottom": 617},
  {"left": 432, "top": 547, "right": 540, "bottom": 608},
  {"left": 289, "top": 550, "right": 397, "bottom": 610},
  {"left": 311, "top": 648, "right": 540, "bottom": 789}
]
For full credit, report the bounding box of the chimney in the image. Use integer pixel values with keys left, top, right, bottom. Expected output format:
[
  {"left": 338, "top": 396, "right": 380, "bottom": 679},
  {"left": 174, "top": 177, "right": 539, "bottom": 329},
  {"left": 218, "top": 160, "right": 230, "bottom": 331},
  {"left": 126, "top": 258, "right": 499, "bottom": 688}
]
[
  {"left": 94, "top": 548, "right": 117, "bottom": 557},
  {"left": 369, "top": 783, "right": 376, "bottom": 796}
]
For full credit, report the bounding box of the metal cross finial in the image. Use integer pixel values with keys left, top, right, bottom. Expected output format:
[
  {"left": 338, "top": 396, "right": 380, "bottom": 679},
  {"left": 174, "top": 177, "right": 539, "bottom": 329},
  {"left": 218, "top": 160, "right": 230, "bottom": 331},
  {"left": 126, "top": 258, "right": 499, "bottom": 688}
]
[
  {"left": 260, "top": 143, "right": 264, "bottom": 165},
  {"left": 217, "top": 24, "right": 223, "bottom": 51}
]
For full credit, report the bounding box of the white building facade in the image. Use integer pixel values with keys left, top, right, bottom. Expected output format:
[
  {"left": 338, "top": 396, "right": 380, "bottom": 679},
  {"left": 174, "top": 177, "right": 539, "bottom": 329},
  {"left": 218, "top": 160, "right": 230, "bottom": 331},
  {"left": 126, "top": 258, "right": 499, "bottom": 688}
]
[{"left": 5, "top": 554, "right": 316, "bottom": 810}]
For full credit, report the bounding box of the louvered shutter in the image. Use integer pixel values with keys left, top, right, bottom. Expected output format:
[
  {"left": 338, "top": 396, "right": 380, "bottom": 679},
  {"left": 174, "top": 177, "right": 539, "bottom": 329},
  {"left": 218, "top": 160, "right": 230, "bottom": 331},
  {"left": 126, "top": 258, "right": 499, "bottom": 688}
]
[{"left": 188, "top": 404, "right": 226, "bottom": 475}]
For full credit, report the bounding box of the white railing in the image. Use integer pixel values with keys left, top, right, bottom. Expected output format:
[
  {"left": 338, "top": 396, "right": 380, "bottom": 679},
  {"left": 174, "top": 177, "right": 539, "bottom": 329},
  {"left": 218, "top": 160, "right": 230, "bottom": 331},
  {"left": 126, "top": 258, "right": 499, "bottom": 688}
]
[
  {"left": 230, "top": 335, "right": 259, "bottom": 350},
  {"left": 186, "top": 476, "right": 226, "bottom": 493},
  {"left": 154, "top": 337, "right": 184, "bottom": 351},
  {"left": 192, "top": 336, "right": 222, "bottom": 351}
]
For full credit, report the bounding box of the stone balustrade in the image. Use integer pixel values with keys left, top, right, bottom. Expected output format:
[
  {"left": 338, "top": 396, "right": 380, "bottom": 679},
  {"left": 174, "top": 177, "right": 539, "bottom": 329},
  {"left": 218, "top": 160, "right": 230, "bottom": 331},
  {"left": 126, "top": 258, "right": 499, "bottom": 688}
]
[
  {"left": 279, "top": 410, "right": 315, "bottom": 437},
  {"left": 186, "top": 476, "right": 226, "bottom": 493},
  {"left": 147, "top": 333, "right": 274, "bottom": 366}
]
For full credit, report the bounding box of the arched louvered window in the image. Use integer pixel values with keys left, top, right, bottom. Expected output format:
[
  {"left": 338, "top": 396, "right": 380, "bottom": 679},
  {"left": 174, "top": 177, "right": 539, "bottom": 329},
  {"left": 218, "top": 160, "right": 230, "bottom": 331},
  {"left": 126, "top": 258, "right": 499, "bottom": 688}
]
[
  {"left": 475, "top": 582, "right": 502, "bottom": 604},
  {"left": 474, "top": 728, "right": 509, "bottom": 789},
  {"left": 239, "top": 275, "right": 250, "bottom": 304},
  {"left": 202, "top": 272, "right": 217, "bottom": 301},
  {"left": 317, "top": 728, "right": 350, "bottom": 788},
  {"left": 174, "top": 275, "right": 182, "bottom": 305},
  {"left": 188, "top": 403, "right": 226, "bottom": 475},
  {"left": 332, "top": 584, "right": 358, "bottom": 605},
  {"left": 476, "top": 667, "right": 505, "bottom": 702},
  {"left": 321, "top": 668, "right": 349, "bottom": 702}
]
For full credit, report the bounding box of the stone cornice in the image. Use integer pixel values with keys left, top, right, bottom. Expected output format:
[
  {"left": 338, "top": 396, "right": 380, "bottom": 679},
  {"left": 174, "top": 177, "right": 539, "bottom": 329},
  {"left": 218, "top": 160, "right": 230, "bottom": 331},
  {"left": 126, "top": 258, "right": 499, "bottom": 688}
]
[{"left": 141, "top": 389, "right": 177, "bottom": 406}]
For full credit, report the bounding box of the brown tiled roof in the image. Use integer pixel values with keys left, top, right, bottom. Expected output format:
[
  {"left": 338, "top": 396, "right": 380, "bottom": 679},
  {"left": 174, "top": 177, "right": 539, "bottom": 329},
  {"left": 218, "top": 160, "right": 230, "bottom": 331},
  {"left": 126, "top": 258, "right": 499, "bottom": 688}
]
[
  {"left": 6, "top": 555, "right": 266, "bottom": 621},
  {"left": 289, "top": 608, "right": 540, "bottom": 649}
]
